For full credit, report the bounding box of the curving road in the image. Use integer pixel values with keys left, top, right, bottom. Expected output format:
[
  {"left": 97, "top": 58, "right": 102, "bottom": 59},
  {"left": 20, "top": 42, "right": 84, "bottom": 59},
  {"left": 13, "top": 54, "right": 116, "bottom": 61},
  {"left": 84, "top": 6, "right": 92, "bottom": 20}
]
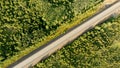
[{"left": 8, "top": 1, "right": 120, "bottom": 68}]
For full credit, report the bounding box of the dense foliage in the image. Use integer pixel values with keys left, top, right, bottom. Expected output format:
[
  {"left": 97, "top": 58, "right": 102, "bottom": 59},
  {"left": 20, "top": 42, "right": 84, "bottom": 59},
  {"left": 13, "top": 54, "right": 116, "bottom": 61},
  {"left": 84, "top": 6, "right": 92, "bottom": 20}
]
[
  {"left": 35, "top": 16, "right": 120, "bottom": 68},
  {"left": 0, "top": 0, "right": 103, "bottom": 62}
]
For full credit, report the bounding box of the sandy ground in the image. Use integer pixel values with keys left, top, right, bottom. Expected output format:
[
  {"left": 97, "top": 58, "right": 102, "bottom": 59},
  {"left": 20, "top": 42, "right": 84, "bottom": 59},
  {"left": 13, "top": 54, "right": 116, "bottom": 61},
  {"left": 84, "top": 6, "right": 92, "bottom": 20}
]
[{"left": 104, "top": 0, "right": 117, "bottom": 4}]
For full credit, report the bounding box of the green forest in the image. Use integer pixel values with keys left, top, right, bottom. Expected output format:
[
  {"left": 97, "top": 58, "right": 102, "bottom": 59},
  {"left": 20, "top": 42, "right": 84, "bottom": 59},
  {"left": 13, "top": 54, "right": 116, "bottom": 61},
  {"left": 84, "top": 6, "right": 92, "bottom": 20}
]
[
  {"left": 35, "top": 16, "right": 120, "bottom": 68},
  {"left": 1, "top": 0, "right": 120, "bottom": 68}
]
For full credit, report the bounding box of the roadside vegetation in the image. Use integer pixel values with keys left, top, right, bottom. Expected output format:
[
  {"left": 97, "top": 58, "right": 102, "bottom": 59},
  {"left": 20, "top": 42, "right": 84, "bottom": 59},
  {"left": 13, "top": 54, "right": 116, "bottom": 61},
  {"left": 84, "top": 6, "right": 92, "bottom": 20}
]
[
  {"left": 0, "top": 0, "right": 103, "bottom": 67},
  {"left": 34, "top": 16, "right": 120, "bottom": 68}
]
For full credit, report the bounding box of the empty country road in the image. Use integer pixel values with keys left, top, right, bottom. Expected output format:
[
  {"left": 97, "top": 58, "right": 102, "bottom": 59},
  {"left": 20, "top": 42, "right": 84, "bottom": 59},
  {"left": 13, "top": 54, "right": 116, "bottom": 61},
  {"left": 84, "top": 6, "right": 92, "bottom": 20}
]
[{"left": 8, "top": 1, "right": 120, "bottom": 68}]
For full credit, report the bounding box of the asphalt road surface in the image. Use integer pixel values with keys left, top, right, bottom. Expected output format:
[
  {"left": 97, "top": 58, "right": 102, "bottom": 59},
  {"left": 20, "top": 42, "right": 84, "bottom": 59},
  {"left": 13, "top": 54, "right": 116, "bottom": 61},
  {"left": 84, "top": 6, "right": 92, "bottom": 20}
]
[{"left": 8, "top": 1, "right": 120, "bottom": 68}]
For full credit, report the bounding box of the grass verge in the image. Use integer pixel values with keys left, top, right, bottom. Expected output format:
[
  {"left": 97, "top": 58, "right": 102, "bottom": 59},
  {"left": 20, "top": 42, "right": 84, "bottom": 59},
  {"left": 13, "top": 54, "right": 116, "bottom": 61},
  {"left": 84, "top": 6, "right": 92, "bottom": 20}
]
[{"left": 0, "top": 2, "right": 104, "bottom": 68}]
